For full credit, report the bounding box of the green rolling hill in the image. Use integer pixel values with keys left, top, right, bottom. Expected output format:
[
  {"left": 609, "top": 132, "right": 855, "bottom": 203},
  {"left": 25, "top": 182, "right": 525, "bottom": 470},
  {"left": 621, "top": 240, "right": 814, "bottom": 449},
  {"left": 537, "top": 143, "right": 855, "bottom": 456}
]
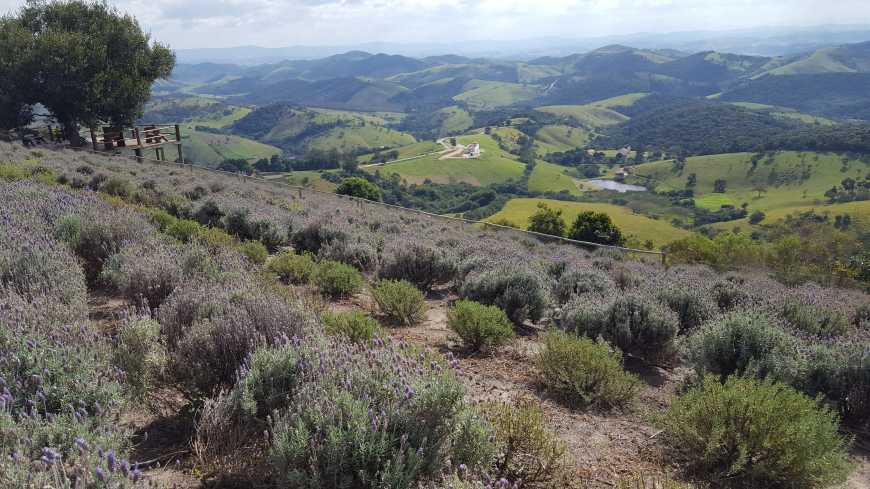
[{"left": 631, "top": 151, "right": 870, "bottom": 220}]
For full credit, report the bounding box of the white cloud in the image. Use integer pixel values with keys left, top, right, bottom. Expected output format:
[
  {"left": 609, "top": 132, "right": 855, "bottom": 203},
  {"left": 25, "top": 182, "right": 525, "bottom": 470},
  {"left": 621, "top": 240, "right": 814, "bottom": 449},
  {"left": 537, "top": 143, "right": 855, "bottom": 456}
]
[{"left": 0, "top": 0, "right": 868, "bottom": 48}]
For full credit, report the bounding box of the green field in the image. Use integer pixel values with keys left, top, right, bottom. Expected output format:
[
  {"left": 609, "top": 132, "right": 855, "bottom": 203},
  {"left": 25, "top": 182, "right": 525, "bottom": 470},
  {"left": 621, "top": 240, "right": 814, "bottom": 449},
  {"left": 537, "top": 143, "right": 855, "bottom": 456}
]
[
  {"left": 453, "top": 80, "right": 543, "bottom": 110},
  {"left": 368, "top": 134, "right": 525, "bottom": 186},
  {"left": 486, "top": 198, "right": 692, "bottom": 248},
  {"left": 533, "top": 125, "right": 590, "bottom": 154},
  {"left": 285, "top": 170, "right": 338, "bottom": 192},
  {"left": 585, "top": 92, "right": 649, "bottom": 109},
  {"left": 694, "top": 193, "right": 737, "bottom": 210},
  {"left": 358, "top": 140, "right": 443, "bottom": 163},
  {"left": 535, "top": 104, "right": 629, "bottom": 128},
  {"left": 306, "top": 125, "right": 416, "bottom": 153},
  {"left": 632, "top": 151, "right": 870, "bottom": 215},
  {"left": 190, "top": 106, "right": 252, "bottom": 129},
  {"left": 711, "top": 200, "right": 870, "bottom": 231},
  {"left": 182, "top": 126, "right": 282, "bottom": 167},
  {"left": 434, "top": 106, "right": 473, "bottom": 135},
  {"left": 528, "top": 161, "right": 582, "bottom": 196}
]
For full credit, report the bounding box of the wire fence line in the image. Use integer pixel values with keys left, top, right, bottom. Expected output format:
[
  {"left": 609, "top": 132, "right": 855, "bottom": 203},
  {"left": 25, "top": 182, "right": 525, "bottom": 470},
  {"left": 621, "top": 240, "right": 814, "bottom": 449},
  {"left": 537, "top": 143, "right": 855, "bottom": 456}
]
[{"left": 65, "top": 143, "right": 667, "bottom": 262}]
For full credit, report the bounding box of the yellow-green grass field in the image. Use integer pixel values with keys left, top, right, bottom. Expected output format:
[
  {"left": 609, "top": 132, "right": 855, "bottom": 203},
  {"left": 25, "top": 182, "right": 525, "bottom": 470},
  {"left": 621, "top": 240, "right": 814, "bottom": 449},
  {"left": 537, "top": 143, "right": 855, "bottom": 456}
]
[
  {"left": 306, "top": 125, "right": 416, "bottom": 153},
  {"left": 358, "top": 140, "right": 443, "bottom": 163},
  {"left": 368, "top": 134, "right": 525, "bottom": 186},
  {"left": 535, "top": 104, "right": 628, "bottom": 128},
  {"left": 585, "top": 93, "right": 649, "bottom": 109},
  {"left": 285, "top": 171, "right": 338, "bottom": 192},
  {"left": 434, "top": 106, "right": 473, "bottom": 135},
  {"left": 710, "top": 200, "right": 870, "bottom": 232},
  {"left": 486, "top": 198, "right": 692, "bottom": 248},
  {"left": 533, "top": 125, "right": 590, "bottom": 154},
  {"left": 528, "top": 161, "right": 582, "bottom": 196},
  {"left": 453, "top": 80, "right": 543, "bottom": 110},
  {"left": 182, "top": 127, "right": 282, "bottom": 167},
  {"left": 632, "top": 151, "right": 869, "bottom": 214},
  {"left": 189, "top": 106, "right": 252, "bottom": 129}
]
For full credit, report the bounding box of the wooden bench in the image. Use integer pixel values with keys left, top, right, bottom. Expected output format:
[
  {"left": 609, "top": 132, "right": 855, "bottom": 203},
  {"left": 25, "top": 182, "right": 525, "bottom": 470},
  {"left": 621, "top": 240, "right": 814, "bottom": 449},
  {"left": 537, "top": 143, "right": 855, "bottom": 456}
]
[
  {"left": 101, "top": 126, "right": 126, "bottom": 150},
  {"left": 142, "top": 126, "right": 168, "bottom": 145}
]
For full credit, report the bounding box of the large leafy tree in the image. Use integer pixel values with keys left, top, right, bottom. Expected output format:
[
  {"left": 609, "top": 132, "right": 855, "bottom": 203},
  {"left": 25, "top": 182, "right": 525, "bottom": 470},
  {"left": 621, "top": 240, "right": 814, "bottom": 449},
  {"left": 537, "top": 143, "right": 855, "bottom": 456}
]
[
  {"left": 527, "top": 202, "right": 566, "bottom": 237},
  {"left": 567, "top": 211, "right": 625, "bottom": 246},
  {"left": 0, "top": 0, "right": 174, "bottom": 141}
]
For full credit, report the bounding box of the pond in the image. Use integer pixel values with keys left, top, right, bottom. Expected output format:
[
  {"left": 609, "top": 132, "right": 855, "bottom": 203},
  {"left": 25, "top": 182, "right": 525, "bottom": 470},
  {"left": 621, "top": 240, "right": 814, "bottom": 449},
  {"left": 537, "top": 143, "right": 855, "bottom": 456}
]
[{"left": 586, "top": 179, "right": 647, "bottom": 193}]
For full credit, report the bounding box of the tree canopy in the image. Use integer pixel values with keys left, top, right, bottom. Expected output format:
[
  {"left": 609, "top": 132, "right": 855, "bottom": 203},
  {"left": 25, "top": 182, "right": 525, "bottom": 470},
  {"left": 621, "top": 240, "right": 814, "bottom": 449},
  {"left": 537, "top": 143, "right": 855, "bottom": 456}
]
[
  {"left": 567, "top": 211, "right": 625, "bottom": 246},
  {"left": 337, "top": 177, "right": 382, "bottom": 202},
  {"left": 527, "top": 202, "right": 566, "bottom": 237},
  {"left": 0, "top": 0, "right": 174, "bottom": 138}
]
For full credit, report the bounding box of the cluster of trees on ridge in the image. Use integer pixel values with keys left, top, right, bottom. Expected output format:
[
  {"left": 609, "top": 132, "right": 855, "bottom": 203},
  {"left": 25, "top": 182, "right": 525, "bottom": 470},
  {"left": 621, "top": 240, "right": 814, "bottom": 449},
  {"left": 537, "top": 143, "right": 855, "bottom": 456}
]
[{"left": 0, "top": 1, "right": 174, "bottom": 141}]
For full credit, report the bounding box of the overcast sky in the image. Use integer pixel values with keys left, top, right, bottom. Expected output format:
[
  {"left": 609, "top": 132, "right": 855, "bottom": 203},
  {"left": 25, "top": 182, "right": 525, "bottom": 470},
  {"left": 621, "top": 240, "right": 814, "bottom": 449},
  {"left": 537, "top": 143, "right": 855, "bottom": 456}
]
[{"left": 2, "top": 0, "right": 869, "bottom": 49}]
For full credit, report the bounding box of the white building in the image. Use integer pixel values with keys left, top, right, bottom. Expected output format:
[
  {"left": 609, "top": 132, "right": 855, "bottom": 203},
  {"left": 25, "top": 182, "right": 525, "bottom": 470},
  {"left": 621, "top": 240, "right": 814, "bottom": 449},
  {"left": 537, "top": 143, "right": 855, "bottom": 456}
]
[{"left": 464, "top": 142, "right": 480, "bottom": 159}]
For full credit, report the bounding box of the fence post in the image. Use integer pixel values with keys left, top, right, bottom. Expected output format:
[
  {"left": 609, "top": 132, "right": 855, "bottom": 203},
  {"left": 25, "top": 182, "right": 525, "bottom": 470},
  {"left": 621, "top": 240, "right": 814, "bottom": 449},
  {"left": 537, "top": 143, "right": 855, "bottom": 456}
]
[
  {"left": 89, "top": 127, "right": 98, "bottom": 151},
  {"left": 174, "top": 125, "right": 184, "bottom": 164},
  {"left": 134, "top": 128, "right": 143, "bottom": 162}
]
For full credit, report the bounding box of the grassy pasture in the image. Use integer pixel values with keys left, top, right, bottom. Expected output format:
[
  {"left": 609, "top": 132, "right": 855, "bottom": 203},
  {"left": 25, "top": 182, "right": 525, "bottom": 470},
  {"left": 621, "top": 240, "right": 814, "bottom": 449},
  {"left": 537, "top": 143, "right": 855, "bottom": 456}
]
[
  {"left": 453, "top": 80, "right": 543, "bottom": 110},
  {"left": 528, "top": 161, "right": 583, "bottom": 196},
  {"left": 367, "top": 133, "right": 525, "bottom": 186},
  {"left": 536, "top": 104, "right": 629, "bottom": 128},
  {"left": 182, "top": 127, "right": 282, "bottom": 167},
  {"left": 533, "top": 124, "right": 590, "bottom": 154},
  {"left": 487, "top": 198, "right": 692, "bottom": 248},
  {"left": 632, "top": 151, "right": 869, "bottom": 215}
]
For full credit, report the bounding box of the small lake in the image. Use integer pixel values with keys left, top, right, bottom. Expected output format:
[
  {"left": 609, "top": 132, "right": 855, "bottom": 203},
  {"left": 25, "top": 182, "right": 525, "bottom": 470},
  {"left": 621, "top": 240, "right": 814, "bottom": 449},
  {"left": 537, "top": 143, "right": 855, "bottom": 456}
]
[{"left": 586, "top": 179, "right": 647, "bottom": 193}]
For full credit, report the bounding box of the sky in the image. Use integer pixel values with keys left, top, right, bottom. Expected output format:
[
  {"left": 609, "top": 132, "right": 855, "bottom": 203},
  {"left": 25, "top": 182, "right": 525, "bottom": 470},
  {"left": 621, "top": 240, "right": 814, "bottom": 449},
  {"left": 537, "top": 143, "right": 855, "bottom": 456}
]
[{"left": 2, "top": 0, "right": 869, "bottom": 49}]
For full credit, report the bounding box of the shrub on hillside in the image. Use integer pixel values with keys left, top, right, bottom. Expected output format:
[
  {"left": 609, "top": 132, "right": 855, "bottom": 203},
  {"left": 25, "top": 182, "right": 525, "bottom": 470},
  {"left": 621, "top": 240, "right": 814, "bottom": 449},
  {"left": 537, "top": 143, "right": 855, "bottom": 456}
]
[
  {"left": 553, "top": 267, "right": 615, "bottom": 304},
  {"left": 537, "top": 331, "right": 640, "bottom": 409},
  {"left": 483, "top": 399, "right": 568, "bottom": 486},
  {"left": 159, "top": 282, "right": 312, "bottom": 396},
  {"left": 567, "top": 211, "right": 625, "bottom": 246},
  {"left": 372, "top": 279, "right": 427, "bottom": 326},
  {"left": 659, "top": 375, "right": 851, "bottom": 488},
  {"left": 781, "top": 301, "right": 851, "bottom": 337},
  {"left": 336, "top": 176, "right": 382, "bottom": 201},
  {"left": 710, "top": 277, "right": 750, "bottom": 311},
  {"left": 379, "top": 243, "right": 458, "bottom": 292},
  {"left": 166, "top": 218, "right": 203, "bottom": 243},
  {"left": 267, "top": 251, "right": 316, "bottom": 284},
  {"left": 560, "top": 293, "right": 679, "bottom": 363},
  {"left": 63, "top": 211, "right": 144, "bottom": 283},
  {"left": 460, "top": 266, "right": 549, "bottom": 325},
  {"left": 239, "top": 240, "right": 268, "bottom": 265},
  {"left": 657, "top": 283, "right": 716, "bottom": 332},
  {"left": 292, "top": 221, "right": 348, "bottom": 254},
  {"left": 313, "top": 259, "right": 363, "bottom": 298},
  {"left": 194, "top": 199, "right": 224, "bottom": 227},
  {"left": 805, "top": 345, "right": 870, "bottom": 427},
  {"left": 527, "top": 202, "right": 566, "bottom": 237},
  {"left": 447, "top": 299, "right": 514, "bottom": 352},
  {"left": 101, "top": 239, "right": 184, "bottom": 308},
  {"left": 196, "top": 337, "right": 490, "bottom": 488},
  {"left": 101, "top": 177, "right": 134, "bottom": 199},
  {"left": 684, "top": 311, "right": 802, "bottom": 383},
  {"left": 112, "top": 317, "right": 166, "bottom": 400},
  {"left": 225, "top": 208, "right": 285, "bottom": 251},
  {"left": 318, "top": 238, "right": 379, "bottom": 271},
  {"left": 322, "top": 311, "right": 383, "bottom": 343}
]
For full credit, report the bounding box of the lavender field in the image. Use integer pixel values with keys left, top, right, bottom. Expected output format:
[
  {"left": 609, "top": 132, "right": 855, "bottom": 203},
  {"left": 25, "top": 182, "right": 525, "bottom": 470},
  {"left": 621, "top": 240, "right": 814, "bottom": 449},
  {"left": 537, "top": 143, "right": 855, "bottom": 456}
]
[{"left": 1, "top": 141, "right": 868, "bottom": 489}]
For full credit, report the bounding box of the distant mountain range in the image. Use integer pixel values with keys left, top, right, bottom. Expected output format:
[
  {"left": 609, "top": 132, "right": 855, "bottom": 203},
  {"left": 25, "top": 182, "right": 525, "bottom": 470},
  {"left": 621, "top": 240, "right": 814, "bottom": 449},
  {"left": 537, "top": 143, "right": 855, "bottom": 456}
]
[
  {"left": 158, "top": 40, "right": 870, "bottom": 121},
  {"left": 174, "top": 25, "right": 870, "bottom": 64}
]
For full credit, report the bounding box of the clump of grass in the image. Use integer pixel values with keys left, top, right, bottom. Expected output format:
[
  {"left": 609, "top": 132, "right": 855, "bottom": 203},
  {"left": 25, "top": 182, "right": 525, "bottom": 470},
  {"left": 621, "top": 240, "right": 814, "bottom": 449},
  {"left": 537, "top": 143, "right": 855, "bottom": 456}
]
[
  {"left": 447, "top": 299, "right": 514, "bottom": 352},
  {"left": 659, "top": 375, "right": 852, "bottom": 488},
  {"left": 537, "top": 330, "right": 640, "bottom": 409},
  {"left": 322, "top": 311, "right": 383, "bottom": 343},
  {"left": 372, "top": 279, "right": 427, "bottom": 326},
  {"left": 483, "top": 399, "right": 568, "bottom": 487},
  {"left": 313, "top": 259, "right": 363, "bottom": 298},
  {"left": 267, "top": 251, "right": 316, "bottom": 284},
  {"left": 239, "top": 240, "right": 268, "bottom": 265}
]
